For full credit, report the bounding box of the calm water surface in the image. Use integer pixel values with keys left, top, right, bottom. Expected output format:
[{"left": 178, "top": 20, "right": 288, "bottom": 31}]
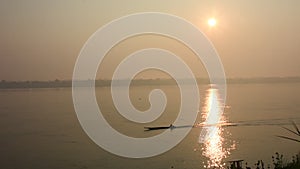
[{"left": 0, "top": 83, "right": 299, "bottom": 169}]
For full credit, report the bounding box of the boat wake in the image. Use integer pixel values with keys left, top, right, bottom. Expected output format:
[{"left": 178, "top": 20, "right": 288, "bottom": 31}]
[{"left": 144, "top": 117, "right": 300, "bottom": 131}]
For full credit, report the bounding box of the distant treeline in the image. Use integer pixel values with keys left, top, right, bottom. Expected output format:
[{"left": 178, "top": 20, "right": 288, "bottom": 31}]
[{"left": 1, "top": 77, "right": 300, "bottom": 89}]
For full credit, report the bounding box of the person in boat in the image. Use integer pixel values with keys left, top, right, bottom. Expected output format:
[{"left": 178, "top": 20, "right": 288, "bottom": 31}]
[{"left": 169, "top": 124, "right": 175, "bottom": 129}]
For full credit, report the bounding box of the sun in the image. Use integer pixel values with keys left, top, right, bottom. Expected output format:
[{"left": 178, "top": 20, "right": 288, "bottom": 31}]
[{"left": 208, "top": 18, "right": 217, "bottom": 27}]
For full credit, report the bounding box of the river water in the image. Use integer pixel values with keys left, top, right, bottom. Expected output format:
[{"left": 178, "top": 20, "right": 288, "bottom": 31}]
[{"left": 0, "top": 83, "right": 299, "bottom": 169}]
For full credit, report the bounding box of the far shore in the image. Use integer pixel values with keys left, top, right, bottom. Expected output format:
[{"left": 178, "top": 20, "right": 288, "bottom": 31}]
[{"left": 1, "top": 77, "right": 300, "bottom": 89}]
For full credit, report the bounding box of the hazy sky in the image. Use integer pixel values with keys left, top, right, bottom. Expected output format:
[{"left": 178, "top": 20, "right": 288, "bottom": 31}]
[{"left": 1, "top": 0, "right": 300, "bottom": 81}]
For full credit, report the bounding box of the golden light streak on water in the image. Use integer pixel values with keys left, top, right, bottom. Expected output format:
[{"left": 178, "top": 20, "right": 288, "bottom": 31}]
[{"left": 200, "top": 88, "right": 234, "bottom": 169}]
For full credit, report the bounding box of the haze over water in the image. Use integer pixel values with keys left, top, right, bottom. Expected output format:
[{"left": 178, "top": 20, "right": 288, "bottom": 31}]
[{"left": 1, "top": 83, "right": 299, "bottom": 169}]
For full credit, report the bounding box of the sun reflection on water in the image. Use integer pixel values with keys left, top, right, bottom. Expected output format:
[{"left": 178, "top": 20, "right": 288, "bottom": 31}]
[{"left": 199, "top": 88, "right": 235, "bottom": 169}]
